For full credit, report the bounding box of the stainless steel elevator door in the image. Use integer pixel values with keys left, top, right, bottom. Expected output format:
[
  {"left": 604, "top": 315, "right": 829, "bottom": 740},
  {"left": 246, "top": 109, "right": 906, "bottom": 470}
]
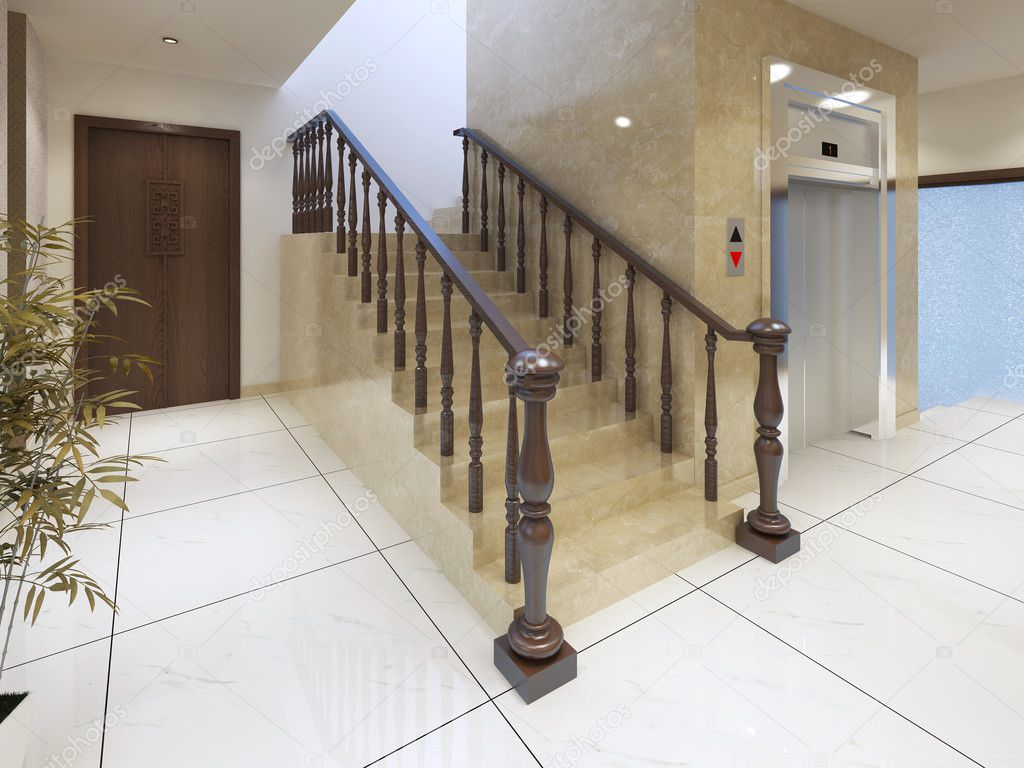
[{"left": 787, "top": 181, "right": 881, "bottom": 449}]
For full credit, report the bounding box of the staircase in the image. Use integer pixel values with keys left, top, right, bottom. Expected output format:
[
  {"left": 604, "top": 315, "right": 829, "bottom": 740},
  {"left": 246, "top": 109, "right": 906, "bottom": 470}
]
[{"left": 280, "top": 111, "right": 797, "bottom": 702}]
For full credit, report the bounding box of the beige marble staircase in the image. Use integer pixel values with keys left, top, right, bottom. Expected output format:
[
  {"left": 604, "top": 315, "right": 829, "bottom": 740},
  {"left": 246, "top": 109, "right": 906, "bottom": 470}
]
[{"left": 280, "top": 224, "right": 748, "bottom": 633}]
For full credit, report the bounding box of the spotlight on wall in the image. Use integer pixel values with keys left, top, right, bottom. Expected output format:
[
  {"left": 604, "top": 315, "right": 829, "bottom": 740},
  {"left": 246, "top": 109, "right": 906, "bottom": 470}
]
[
  {"left": 614, "top": 116, "right": 632, "bottom": 128},
  {"left": 769, "top": 63, "right": 791, "bottom": 83},
  {"left": 162, "top": 36, "right": 180, "bottom": 45}
]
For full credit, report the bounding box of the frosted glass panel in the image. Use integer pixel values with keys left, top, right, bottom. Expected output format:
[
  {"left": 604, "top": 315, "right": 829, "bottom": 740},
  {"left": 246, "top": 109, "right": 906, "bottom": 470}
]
[{"left": 919, "top": 182, "right": 1024, "bottom": 410}]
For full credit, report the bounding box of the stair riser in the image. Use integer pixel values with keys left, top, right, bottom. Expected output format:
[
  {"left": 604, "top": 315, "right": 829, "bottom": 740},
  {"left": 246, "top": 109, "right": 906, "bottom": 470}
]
[
  {"left": 465, "top": 461, "right": 693, "bottom": 566},
  {"left": 413, "top": 377, "right": 615, "bottom": 452},
  {"left": 441, "top": 413, "right": 654, "bottom": 502},
  {"left": 308, "top": 231, "right": 482, "bottom": 252},
  {"left": 351, "top": 292, "right": 536, "bottom": 331},
  {"left": 339, "top": 271, "right": 516, "bottom": 302},
  {"left": 392, "top": 363, "right": 592, "bottom": 413}
]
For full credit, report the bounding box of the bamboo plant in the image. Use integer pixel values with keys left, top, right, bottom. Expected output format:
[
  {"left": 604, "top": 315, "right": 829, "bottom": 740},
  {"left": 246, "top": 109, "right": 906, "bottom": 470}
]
[{"left": 0, "top": 217, "right": 157, "bottom": 686}]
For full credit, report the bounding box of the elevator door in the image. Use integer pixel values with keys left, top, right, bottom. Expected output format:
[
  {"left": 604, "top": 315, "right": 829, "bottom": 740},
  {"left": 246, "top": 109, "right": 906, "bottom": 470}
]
[{"left": 787, "top": 180, "right": 881, "bottom": 449}]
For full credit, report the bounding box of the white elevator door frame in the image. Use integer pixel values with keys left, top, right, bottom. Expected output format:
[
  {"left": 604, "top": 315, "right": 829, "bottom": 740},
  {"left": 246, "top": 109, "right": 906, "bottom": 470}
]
[{"left": 787, "top": 180, "right": 881, "bottom": 449}]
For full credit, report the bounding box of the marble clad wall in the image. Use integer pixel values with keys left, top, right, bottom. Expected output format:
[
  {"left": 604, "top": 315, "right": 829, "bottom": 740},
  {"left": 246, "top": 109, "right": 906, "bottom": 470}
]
[
  {"left": 466, "top": 0, "right": 700, "bottom": 457},
  {"left": 467, "top": 0, "right": 918, "bottom": 485}
]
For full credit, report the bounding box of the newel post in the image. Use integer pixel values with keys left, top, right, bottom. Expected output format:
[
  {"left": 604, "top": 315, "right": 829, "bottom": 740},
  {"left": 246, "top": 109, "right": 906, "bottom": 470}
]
[
  {"left": 494, "top": 349, "right": 577, "bottom": 704},
  {"left": 735, "top": 318, "right": 801, "bottom": 563}
]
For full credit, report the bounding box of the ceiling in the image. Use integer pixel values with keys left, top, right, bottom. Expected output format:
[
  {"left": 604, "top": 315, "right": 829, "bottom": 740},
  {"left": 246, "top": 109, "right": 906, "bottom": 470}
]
[
  {"left": 787, "top": 0, "right": 1024, "bottom": 93},
  {"left": 12, "top": 0, "right": 355, "bottom": 88}
]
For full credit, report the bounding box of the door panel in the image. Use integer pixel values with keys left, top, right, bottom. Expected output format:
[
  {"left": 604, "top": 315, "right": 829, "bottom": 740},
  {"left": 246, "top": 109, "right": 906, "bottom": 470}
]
[{"left": 80, "top": 122, "right": 236, "bottom": 411}]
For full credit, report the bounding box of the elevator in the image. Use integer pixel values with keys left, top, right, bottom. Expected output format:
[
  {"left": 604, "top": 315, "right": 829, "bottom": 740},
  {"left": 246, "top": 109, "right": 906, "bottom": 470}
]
[{"left": 767, "top": 59, "right": 897, "bottom": 454}]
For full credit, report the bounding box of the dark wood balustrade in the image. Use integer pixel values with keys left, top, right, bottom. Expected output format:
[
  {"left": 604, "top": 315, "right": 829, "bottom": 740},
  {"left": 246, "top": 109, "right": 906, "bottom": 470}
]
[
  {"left": 455, "top": 127, "right": 799, "bottom": 565},
  {"left": 289, "top": 112, "right": 576, "bottom": 703}
]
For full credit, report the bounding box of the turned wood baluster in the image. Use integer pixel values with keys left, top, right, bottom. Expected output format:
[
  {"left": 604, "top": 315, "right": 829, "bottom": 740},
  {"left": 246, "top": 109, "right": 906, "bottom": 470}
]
[
  {"left": 297, "top": 131, "right": 307, "bottom": 233},
  {"left": 591, "top": 237, "right": 603, "bottom": 381},
  {"left": 516, "top": 178, "right": 526, "bottom": 293},
  {"left": 291, "top": 136, "right": 299, "bottom": 234},
  {"left": 323, "top": 122, "right": 334, "bottom": 234},
  {"left": 461, "top": 136, "right": 470, "bottom": 233},
  {"left": 538, "top": 196, "right": 549, "bottom": 318},
  {"left": 376, "top": 190, "right": 389, "bottom": 333},
  {"left": 360, "top": 168, "right": 372, "bottom": 303},
  {"left": 414, "top": 241, "right": 428, "bottom": 411},
  {"left": 336, "top": 134, "right": 346, "bottom": 255},
  {"left": 315, "top": 122, "right": 325, "bottom": 232},
  {"left": 507, "top": 350, "right": 565, "bottom": 661},
  {"left": 439, "top": 272, "right": 455, "bottom": 457},
  {"left": 468, "top": 311, "right": 484, "bottom": 513},
  {"left": 562, "top": 215, "right": 574, "bottom": 346},
  {"left": 660, "top": 293, "right": 673, "bottom": 453},
  {"left": 304, "top": 130, "right": 314, "bottom": 232},
  {"left": 393, "top": 213, "right": 407, "bottom": 370},
  {"left": 624, "top": 264, "right": 637, "bottom": 414},
  {"left": 704, "top": 326, "right": 719, "bottom": 502},
  {"left": 496, "top": 163, "right": 507, "bottom": 271},
  {"left": 480, "top": 149, "right": 489, "bottom": 252},
  {"left": 504, "top": 386, "right": 521, "bottom": 584},
  {"left": 347, "top": 152, "right": 359, "bottom": 277},
  {"left": 746, "top": 319, "right": 793, "bottom": 535}
]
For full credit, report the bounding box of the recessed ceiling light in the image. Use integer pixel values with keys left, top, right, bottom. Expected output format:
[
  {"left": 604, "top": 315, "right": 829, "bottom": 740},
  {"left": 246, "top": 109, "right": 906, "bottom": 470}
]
[
  {"left": 162, "top": 36, "right": 180, "bottom": 45},
  {"left": 769, "top": 63, "right": 792, "bottom": 83},
  {"left": 614, "top": 116, "right": 632, "bottom": 128}
]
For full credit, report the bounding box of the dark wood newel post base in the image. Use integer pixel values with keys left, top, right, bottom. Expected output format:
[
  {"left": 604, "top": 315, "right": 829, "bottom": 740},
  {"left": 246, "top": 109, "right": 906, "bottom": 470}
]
[
  {"left": 494, "top": 348, "right": 577, "bottom": 704},
  {"left": 735, "top": 318, "right": 801, "bottom": 564}
]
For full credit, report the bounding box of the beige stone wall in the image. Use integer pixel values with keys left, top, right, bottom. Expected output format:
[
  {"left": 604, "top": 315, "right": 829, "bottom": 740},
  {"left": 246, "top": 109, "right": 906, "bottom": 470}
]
[
  {"left": 467, "top": 0, "right": 700, "bottom": 452},
  {"left": 466, "top": 0, "right": 918, "bottom": 487},
  {"left": 693, "top": 0, "right": 919, "bottom": 481}
]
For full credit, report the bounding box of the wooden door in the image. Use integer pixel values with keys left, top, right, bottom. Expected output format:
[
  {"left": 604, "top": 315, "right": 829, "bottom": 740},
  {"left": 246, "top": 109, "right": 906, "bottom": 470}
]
[{"left": 74, "top": 117, "right": 240, "bottom": 411}]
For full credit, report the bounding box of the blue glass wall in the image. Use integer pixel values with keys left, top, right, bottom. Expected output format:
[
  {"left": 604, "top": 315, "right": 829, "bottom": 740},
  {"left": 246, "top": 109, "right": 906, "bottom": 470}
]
[{"left": 919, "top": 182, "right": 1024, "bottom": 410}]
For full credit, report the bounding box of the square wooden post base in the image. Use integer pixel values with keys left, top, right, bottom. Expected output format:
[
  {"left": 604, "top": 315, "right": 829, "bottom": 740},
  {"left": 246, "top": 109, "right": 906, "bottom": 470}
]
[
  {"left": 736, "top": 521, "right": 801, "bottom": 563},
  {"left": 494, "top": 635, "right": 577, "bottom": 704}
]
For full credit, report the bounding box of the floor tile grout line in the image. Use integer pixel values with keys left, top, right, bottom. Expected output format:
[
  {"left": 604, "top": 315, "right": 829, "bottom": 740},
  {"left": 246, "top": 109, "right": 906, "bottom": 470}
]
[
  {"left": 360, "top": 700, "right": 495, "bottom": 767},
  {"left": 119, "top": 473, "right": 323, "bottom": 522},
  {"left": 269, "top": 407, "right": 543, "bottom": 763},
  {"left": 807, "top": 406, "right": 1024, "bottom": 483},
  {"left": 698, "top": 590, "right": 987, "bottom": 768},
  {"left": 911, "top": 473, "right": 1024, "bottom": 513},
  {"left": 99, "top": 410, "right": 132, "bottom": 767},
  {"left": 130, "top": 426, "right": 291, "bottom": 457},
  {"left": 2, "top": 540, "right": 414, "bottom": 672}
]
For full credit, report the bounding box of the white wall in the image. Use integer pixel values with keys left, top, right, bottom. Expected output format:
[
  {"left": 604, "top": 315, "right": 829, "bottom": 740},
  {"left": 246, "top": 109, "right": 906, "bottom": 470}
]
[
  {"left": 920, "top": 73, "right": 1024, "bottom": 175},
  {"left": 45, "top": 0, "right": 466, "bottom": 389},
  {"left": 25, "top": 13, "right": 46, "bottom": 224}
]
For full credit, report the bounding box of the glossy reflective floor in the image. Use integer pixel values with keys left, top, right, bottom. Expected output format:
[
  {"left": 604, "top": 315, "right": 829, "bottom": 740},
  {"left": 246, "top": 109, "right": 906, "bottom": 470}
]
[{"left": 3, "top": 395, "right": 1024, "bottom": 766}]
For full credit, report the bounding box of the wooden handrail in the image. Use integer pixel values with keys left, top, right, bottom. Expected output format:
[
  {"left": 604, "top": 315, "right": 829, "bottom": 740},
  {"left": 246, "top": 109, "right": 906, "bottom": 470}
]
[
  {"left": 455, "top": 128, "right": 753, "bottom": 343},
  {"left": 290, "top": 113, "right": 530, "bottom": 355}
]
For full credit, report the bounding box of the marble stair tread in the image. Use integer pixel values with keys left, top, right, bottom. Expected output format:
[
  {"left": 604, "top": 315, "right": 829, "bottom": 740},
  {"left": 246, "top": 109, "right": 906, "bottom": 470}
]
[
  {"left": 442, "top": 429, "right": 697, "bottom": 556},
  {"left": 420, "top": 399, "right": 641, "bottom": 467},
  {"left": 475, "top": 484, "right": 741, "bottom": 626},
  {"left": 414, "top": 378, "right": 619, "bottom": 451},
  {"left": 339, "top": 269, "right": 515, "bottom": 302},
  {"left": 324, "top": 246, "right": 499, "bottom": 273},
  {"left": 351, "top": 291, "right": 535, "bottom": 331},
  {"left": 391, "top": 354, "right": 592, "bottom": 413},
  {"left": 390, "top": 328, "right": 588, "bottom": 369}
]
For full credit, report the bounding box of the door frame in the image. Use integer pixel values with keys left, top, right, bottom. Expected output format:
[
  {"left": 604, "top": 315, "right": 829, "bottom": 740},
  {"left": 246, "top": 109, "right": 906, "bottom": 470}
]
[{"left": 74, "top": 114, "right": 241, "bottom": 399}]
